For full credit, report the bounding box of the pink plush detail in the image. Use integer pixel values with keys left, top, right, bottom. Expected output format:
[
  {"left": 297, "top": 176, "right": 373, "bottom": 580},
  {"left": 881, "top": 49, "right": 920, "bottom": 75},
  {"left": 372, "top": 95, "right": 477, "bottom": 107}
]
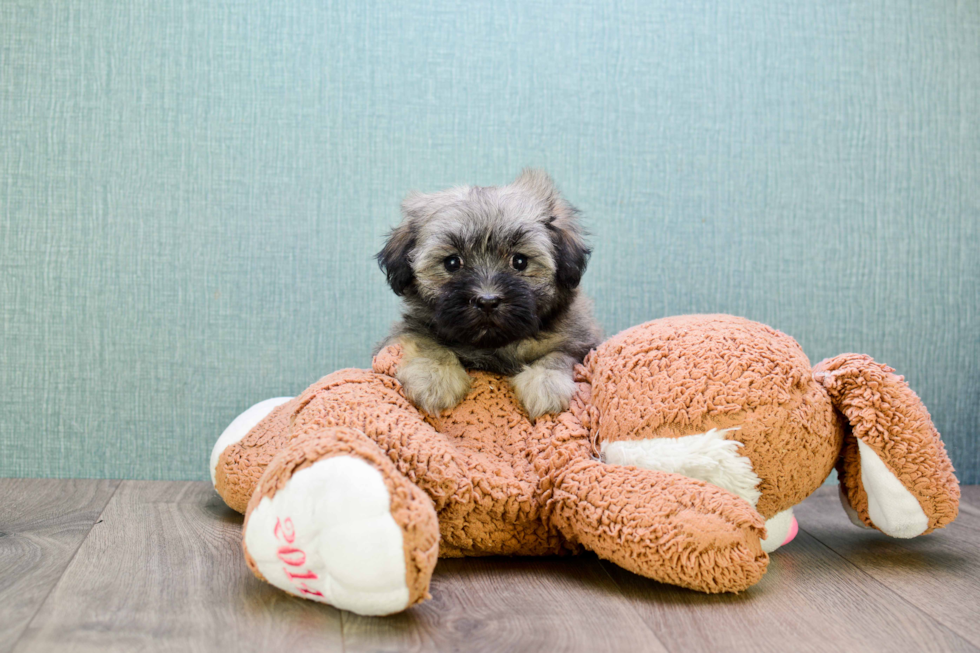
[{"left": 783, "top": 515, "right": 799, "bottom": 546}]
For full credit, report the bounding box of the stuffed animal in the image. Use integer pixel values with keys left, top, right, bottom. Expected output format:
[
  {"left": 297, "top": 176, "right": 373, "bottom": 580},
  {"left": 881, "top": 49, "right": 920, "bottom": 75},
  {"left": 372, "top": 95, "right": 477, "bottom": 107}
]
[{"left": 210, "top": 314, "right": 959, "bottom": 616}]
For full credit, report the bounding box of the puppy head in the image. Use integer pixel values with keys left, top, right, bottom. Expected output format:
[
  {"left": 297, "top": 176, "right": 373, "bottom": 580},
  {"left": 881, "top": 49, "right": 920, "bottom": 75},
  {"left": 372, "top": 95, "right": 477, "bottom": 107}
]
[{"left": 377, "top": 169, "right": 591, "bottom": 349}]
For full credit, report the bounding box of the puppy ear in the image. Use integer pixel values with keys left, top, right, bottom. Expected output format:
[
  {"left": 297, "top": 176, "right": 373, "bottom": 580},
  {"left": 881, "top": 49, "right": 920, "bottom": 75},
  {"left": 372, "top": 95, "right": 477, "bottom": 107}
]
[
  {"left": 514, "top": 168, "right": 560, "bottom": 200},
  {"left": 376, "top": 221, "right": 416, "bottom": 296},
  {"left": 547, "top": 211, "right": 591, "bottom": 290},
  {"left": 514, "top": 170, "right": 592, "bottom": 290}
]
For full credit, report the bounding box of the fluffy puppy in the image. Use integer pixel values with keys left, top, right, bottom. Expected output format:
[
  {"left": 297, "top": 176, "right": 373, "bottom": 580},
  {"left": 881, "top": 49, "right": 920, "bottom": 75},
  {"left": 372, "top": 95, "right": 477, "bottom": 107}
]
[{"left": 377, "top": 169, "right": 601, "bottom": 419}]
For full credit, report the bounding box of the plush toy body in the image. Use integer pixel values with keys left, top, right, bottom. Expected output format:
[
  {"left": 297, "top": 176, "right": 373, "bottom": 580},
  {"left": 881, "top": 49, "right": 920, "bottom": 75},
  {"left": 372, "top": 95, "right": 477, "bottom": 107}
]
[{"left": 211, "top": 315, "right": 959, "bottom": 616}]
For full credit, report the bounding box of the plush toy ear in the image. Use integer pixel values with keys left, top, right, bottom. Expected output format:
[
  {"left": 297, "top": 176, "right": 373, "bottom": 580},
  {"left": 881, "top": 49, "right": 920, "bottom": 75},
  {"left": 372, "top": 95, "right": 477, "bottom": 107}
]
[
  {"left": 813, "top": 354, "right": 959, "bottom": 538},
  {"left": 513, "top": 169, "right": 591, "bottom": 291}
]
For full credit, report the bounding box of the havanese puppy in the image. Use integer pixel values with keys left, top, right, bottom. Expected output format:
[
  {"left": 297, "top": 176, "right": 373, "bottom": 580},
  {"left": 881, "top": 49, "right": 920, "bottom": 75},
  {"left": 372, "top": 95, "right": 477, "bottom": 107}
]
[{"left": 376, "top": 169, "right": 601, "bottom": 419}]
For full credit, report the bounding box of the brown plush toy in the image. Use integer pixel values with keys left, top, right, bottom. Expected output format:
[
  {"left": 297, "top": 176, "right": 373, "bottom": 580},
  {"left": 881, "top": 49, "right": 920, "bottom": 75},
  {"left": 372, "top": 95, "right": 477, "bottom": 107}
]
[{"left": 210, "top": 314, "right": 959, "bottom": 616}]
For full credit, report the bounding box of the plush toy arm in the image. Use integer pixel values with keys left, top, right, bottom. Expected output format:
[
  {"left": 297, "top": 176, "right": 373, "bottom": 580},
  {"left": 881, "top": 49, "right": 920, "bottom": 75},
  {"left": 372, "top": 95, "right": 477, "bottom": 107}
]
[
  {"left": 814, "top": 354, "right": 959, "bottom": 537},
  {"left": 548, "top": 459, "right": 769, "bottom": 593}
]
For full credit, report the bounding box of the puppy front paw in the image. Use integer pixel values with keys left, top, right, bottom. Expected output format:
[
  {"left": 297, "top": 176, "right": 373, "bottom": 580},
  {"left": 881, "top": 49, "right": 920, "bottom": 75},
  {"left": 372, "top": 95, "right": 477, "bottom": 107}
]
[
  {"left": 511, "top": 365, "right": 577, "bottom": 420},
  {"left": 396, "top": 354, "right": 472, "bottom": 414}
]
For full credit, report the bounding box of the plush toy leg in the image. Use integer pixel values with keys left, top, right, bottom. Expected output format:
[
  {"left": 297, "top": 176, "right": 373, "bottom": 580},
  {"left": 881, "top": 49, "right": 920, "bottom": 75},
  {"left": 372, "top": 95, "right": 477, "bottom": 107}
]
[
  {"left": 549, "top": 459, "right": 769, "bottom": 593},
  {"left": 242, "top": 425, "right": 440, "bottom": 616},
  {"left": 212, "top": 395, "right": 304, "bottom": 514},
  {"left": 600, "top": 431, "right": 798, "bottom": 553},
  {"left": 214, "top": 366, "right": 472, "bottom": 517},
  {"left": 211, "top": 397, "right": 293, "bottom": 485},
  {"left": 814, "top": 354, "right": 959, "bottom": 538}
]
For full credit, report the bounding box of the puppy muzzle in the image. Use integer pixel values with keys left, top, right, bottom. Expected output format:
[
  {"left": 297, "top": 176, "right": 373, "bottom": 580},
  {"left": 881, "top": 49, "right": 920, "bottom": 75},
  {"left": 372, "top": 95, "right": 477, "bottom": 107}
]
[{"left": 432, "top": 274, "right": 539, "bottom": 349}]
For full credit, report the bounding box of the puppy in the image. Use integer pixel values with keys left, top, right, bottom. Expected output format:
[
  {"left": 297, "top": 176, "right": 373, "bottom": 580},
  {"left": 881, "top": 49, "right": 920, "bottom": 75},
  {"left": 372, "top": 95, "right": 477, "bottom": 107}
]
[{"left": 376, "top": 169, "right": 601, "bottom": 419}]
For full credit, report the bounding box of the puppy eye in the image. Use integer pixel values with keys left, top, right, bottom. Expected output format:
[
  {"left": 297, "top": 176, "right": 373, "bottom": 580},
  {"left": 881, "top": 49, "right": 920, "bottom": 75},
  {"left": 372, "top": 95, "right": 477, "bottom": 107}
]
[
  {"left": 511, "top": 253, "right": 528, "bottom": 271},
  {"left": 444, "top": 255, "right": 462, "bottom": 273}
]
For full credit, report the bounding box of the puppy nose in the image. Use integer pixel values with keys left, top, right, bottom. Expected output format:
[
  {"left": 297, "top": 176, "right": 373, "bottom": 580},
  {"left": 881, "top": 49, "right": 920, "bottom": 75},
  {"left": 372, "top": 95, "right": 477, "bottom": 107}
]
[{"left": 473, "top": 294, "right": 501, "bottom": 313}]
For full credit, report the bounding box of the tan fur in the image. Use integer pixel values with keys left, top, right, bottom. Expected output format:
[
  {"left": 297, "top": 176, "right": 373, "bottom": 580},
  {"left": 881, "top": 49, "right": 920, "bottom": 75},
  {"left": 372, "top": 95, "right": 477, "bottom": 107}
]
[
  {"left": 814, "top": 354, "right": 959, "bottom": 533},
  {"left": 510, "top": 351, "right": 578, "bottom": 419},
  {"left": 396, "top": 336, "right": 472, "bottom": 414},
  {"left": 215, "top": 314, "right": 959, "bottom": 613}
]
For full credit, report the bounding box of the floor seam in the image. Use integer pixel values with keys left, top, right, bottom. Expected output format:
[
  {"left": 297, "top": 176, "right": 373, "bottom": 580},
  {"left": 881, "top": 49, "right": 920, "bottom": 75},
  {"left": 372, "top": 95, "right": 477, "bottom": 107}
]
[
  {"left": 797, "top": 523, "right": 980, "bottom": 652},
  {"left": 594, "top": 556, "right": 677, "bottom": 653},
  {"left": 9, "top": 479, "right": 124, "bottom": 653}
]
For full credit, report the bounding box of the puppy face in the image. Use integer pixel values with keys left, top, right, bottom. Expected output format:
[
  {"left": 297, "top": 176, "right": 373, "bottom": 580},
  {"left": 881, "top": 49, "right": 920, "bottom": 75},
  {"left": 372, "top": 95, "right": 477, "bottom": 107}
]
[{"left": 378, "top": 169, "right": 590, "bottom": 350}]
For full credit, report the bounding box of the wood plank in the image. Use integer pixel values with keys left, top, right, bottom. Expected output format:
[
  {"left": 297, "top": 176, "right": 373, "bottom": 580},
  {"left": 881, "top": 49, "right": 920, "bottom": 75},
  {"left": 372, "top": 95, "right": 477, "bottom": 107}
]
[
  {"left": 795, "top": 484, "right": 980, "bottom": 649},
  {"left": 0, "top": 479, "right": 119, "bottom": 653},
  {"left": 959, "top": 485, "right": 980, "bottom": 514},
  {"left": 599, "top": 493, "right": 978, "bottom": 653},
  {"left": 342, "top": 555, "right": 669, "bottom": 653},
  {"left": 13, "top": 481, "right": 344, "bottom": 653}
]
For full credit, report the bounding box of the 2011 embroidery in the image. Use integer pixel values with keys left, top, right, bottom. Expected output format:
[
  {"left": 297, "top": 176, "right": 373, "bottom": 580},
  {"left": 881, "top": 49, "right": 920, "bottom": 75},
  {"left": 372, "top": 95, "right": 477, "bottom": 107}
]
[{"left": 273, "top": 517, "right": 323, "bottom": 597}]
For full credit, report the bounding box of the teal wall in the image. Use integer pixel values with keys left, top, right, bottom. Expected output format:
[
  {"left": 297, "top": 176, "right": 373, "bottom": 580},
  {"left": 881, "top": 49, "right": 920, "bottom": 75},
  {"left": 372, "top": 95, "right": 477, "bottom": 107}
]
[{"left": 1, "top": 0, "right": 978, "bottom": 482}]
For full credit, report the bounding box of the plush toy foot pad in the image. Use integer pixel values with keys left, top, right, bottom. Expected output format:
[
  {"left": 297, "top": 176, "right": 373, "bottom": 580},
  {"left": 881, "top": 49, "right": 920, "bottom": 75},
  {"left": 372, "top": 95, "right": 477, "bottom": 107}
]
[
  {"left": 760, "top": 508, "right": 798, "bottom": 553},
  {"left": 243, "top": 455, "right": 412, "bottom": 615}
]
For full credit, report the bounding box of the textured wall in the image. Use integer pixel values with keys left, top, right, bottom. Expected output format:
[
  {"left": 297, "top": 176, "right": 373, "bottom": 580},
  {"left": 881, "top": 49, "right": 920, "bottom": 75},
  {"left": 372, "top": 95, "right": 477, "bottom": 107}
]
[{"left": 1, "top": 0, "right": 977, "bottom": 482}]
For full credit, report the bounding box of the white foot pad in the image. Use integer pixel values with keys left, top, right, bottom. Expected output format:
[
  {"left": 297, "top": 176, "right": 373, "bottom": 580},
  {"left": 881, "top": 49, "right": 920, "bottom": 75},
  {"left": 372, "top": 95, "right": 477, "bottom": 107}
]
[
  {"left": 760, "top": 507, "right": 798, "bottom": 553},
  {"left": 244, "top": 455, "right": 410, "bottom": 616},
  {"left": 210, "top": 397, "right": 293, "bottom": 485},
  {"left": 857, "top": 439, "right": 929, "bottom": 538}
]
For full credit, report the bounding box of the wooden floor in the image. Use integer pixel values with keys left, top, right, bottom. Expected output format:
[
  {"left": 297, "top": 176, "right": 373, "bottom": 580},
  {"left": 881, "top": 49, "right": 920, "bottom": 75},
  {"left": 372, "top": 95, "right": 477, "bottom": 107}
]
[{"left": 1, "top": 481, "right": 978, "bottom": 653}]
